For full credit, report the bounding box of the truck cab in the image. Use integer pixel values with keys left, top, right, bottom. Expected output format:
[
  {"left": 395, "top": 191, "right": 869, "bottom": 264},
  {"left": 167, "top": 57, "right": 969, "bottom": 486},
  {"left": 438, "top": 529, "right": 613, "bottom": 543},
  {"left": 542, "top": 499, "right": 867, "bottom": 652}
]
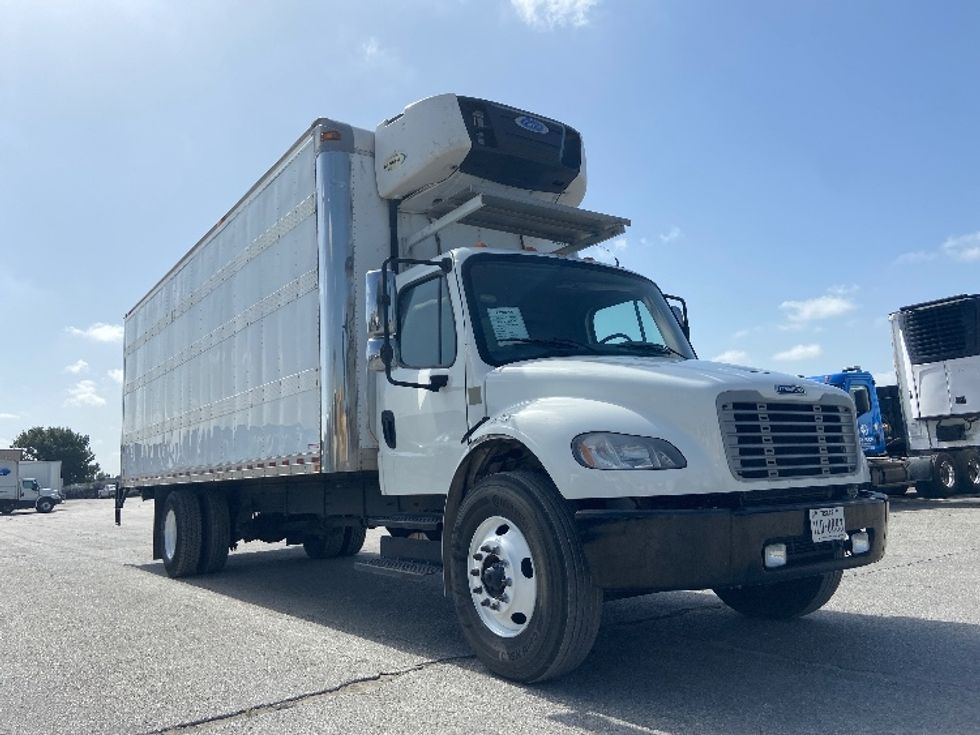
[{"left": 808, "top": 368, "right": 885, "bottom": 456}]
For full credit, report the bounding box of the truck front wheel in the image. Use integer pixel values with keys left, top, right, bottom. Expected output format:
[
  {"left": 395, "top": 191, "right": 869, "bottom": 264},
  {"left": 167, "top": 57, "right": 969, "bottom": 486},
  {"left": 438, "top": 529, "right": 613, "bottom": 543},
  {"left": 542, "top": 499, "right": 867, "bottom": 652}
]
[
  {"left": 161, "top": 490, "right": 203, "bottom": 578},
  {"left": 714, "top": 570, "right": 842, "bottom": 619},
  {"left": 449, "top": 471, "right": 603, "bottom": 683},
  {"left": 36, "top": 497, "right": 54, "bottom": 514}
]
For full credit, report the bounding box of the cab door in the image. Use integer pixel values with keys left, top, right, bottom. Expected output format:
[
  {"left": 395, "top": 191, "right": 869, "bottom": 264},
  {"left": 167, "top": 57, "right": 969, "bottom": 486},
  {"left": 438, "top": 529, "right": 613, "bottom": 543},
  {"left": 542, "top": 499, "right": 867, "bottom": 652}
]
[
  {"left": 846, "top": 378, "right": 885, "bottom": 456},
  {"left": 20, "top": 478, "right": 40, "bottom": 504},
  {"left": 377, "top": 266, "right": 469, "bottom": 495}
]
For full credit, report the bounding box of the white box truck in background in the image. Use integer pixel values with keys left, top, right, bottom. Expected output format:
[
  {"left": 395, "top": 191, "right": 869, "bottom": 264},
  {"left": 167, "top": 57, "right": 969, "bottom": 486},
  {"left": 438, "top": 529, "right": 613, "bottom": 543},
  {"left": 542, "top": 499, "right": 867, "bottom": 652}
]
[
  {"left": 118, "top": 93, "right": 888, "bottom": 681},
  {"left": 0, "top": 459, "right": 63, "bottom": 514}
]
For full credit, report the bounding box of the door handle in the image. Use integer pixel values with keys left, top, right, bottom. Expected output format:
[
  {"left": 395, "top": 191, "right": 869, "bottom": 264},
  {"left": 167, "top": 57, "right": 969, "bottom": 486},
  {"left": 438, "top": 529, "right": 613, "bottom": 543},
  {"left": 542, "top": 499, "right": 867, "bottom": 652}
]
[{"left": 381, "top": 410, "right": 396, "bottom": 449}]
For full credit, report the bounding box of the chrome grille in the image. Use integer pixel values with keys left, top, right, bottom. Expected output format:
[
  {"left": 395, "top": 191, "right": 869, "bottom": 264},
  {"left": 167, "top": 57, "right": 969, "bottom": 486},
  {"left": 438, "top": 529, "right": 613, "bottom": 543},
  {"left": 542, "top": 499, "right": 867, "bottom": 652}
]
[{"left": 718, "top": 393, "right": 860, "bottom": 481}]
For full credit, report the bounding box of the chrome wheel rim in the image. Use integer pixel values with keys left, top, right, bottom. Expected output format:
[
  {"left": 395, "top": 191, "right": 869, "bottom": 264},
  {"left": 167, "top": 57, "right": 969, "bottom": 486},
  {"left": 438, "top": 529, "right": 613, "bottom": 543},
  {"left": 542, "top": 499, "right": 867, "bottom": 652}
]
[
  {"left": 164, "top": 508, "right": 177, "bottom": 560},
  {"left": 940, "top": 461, "right": 956, "bottom": 489},
  {"left": 968, "top": 459, "right": 980, "bottom": 487},
  {"left": 468, "top": 515, "right": 536, "bottom": 638}
]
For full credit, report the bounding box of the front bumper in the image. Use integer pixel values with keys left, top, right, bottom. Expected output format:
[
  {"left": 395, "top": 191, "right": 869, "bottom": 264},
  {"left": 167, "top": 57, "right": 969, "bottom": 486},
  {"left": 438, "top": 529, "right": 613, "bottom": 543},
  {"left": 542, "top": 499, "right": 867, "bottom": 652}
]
[{"left": 576, "top": 490, "right": 887, "bottom": 590}]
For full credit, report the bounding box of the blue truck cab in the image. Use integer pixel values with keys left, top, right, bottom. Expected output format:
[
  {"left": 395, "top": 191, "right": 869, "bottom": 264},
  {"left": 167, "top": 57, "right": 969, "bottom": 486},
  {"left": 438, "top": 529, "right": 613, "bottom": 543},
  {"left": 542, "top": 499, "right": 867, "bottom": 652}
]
[{"left": 807, "top": 368, "right": 886, "bottom": 456}]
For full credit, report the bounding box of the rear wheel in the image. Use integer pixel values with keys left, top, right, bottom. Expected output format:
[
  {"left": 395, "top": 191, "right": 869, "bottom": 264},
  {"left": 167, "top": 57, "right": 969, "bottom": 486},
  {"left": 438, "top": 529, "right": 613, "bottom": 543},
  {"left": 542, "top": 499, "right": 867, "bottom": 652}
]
[
  {"left": 198, "top": 493, "right": 230, "bottom": 574},
  {"left": 955, "top": 449, "right": 980, "bottom": 495},
  {"left": 917, "top": 452, "right": 957, "bottom": 498},
  {"left": 1, "top": 503, "right": 14, "bottom": 515},
  {"left": 303, "top": 528, "right": 346, "bottom": 559},
  {"left": 339, "top": 525, "right": 366, "bottom": 556},
  {"left": 36, "top": 497, "right": 54, "bottom": 514},
  {"left": 714, "top": 571, "right": 843, "bottom": 619},
  {"left": 161, "top": 490, "right": 203, "bottom": 578},
  {"left": 449, "top": 471, "right": 602, "bottom": 683}
]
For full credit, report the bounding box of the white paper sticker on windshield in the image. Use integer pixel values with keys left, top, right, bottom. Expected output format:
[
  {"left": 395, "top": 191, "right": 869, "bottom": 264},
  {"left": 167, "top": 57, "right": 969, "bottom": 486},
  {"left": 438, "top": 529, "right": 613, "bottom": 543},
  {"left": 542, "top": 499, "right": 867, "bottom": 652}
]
[{"left": 488, "top": 307, "right": 529, "bottom": 342}]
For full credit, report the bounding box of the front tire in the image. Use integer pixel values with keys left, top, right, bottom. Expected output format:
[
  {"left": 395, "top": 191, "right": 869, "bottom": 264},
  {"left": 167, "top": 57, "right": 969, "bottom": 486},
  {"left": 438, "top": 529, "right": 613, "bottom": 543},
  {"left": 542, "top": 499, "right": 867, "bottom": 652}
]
[
  {"left": 36, "top": 498, "right": 54, "bottom": 514},
  {"left": 714, "top": 570, "right": 843, "bottom": 619},
  {"left": 161, "top": 490, "right": 203, "bottom": 578},
  {"left": 449, "top": 471, "right": 602, "bottom": 683}
]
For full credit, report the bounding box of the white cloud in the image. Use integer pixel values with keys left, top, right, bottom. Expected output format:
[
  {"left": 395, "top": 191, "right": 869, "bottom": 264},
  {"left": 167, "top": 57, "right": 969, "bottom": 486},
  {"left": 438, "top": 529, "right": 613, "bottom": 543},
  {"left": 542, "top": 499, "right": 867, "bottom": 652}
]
[
  {"left": 894, "top": 250, "right": 938, "bottom": 265},
  {"left": 773, "top": 343, "right": 822, "bottom": 361},
  {"left": 659, "top": 226, "right": 682, "bottom": 244},
  {"left": 64, "top": 359, "right": 89, "bottom": 374},
  {"left": 0, "top": 413, "right": 19, "bottom": 420},
  {"left": 65, "top": 380, "right": 106, "bottom": 407},
  {"left": 361, "top": 36, "right": 382, "bottom": 62},
  {"left": 780, "top": 293, "right": 856, "bottom": 323},
  {"left": 511, "top": 0, "right": 598, "bottom": 29},
  {"left": 942, "top": 231, "right": 980, "bottom": 262},
  {"left": 872, "top": 369, "right": 897, "bottom": 386},
  {"left": 67, "top": 322, "right": 124, "bottom": 343},
  {"left": 107, "top": 369, "right": 124, "bottom": 384},
  {"left": 712, "top": 349, "right": 749, "bottom": 364}
]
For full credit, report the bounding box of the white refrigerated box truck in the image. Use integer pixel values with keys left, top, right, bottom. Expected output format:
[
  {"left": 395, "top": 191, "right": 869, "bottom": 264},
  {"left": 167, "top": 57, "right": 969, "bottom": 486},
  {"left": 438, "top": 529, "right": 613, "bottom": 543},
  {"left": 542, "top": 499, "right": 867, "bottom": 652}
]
[{"left": 118, "top": 93, "right": 888, "bottom": 681}]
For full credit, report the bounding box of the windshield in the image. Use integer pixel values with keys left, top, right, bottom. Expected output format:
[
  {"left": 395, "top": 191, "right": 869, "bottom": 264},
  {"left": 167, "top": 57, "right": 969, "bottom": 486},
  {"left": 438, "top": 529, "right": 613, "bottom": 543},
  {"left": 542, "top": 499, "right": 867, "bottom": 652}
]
[{"left": 462, "top": 254, "right": 696, "bottom": 366}]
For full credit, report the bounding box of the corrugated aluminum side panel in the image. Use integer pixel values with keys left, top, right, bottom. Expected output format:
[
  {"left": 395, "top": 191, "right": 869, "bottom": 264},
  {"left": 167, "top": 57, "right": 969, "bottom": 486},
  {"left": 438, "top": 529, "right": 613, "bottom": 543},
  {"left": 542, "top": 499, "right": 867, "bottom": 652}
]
[{"left": 122, "top": 135, "right": 321, "bottom": 485}]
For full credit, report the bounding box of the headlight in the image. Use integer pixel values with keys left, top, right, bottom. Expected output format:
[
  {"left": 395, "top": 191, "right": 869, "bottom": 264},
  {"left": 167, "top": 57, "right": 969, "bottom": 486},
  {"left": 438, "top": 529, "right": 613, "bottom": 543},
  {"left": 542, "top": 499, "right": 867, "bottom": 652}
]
[{"left": 572, "top": 432, "right": 687, "bottom": 470}]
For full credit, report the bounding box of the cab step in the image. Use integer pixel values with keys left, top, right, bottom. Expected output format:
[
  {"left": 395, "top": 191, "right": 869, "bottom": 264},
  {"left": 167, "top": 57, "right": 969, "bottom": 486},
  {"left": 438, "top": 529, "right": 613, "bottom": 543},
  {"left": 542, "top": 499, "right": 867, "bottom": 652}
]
[{"left": 354, "top": 557, "right": 442, "bottom": 579}]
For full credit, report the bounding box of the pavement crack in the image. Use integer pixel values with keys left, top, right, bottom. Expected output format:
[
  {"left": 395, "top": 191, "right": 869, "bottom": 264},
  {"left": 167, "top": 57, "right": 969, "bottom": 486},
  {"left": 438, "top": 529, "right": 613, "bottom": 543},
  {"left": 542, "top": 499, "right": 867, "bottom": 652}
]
[
  {"left": 142, "top": 653, "right": 476, "bottom": 734},
  {"left": 609, "top": 603, "right": 723, "bottom": 628}
]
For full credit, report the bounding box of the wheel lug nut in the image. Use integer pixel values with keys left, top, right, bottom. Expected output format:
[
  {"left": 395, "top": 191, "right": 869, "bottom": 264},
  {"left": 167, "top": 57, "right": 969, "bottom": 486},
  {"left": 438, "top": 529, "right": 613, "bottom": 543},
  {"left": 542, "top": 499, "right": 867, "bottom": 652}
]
[
  {"left": 472, "top": 553, "right": 483, "bottom": 561},
  {"left": 480, "top": 599, "right": 491, "bottom": 607},
  {"left": 490, "top": 602, "right": 500, "bottom": 611}
]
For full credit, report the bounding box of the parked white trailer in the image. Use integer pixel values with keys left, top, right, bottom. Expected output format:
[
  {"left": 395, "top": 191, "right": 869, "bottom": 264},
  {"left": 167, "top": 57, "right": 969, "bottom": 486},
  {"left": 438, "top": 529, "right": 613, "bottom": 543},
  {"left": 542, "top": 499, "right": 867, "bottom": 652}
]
[
  {"left": 0, "top": 459, "right": 63, "bottom": 514},
  {"left": 119, "top": 93, "right": 888, "bottom": 682}
]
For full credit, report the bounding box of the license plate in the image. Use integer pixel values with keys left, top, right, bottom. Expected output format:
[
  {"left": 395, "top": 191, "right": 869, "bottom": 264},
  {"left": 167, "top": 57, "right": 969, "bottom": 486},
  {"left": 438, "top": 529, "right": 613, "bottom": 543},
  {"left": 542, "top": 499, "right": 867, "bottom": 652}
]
[{"left": 809, "top": 506, "right": 848, "bottom": 543}]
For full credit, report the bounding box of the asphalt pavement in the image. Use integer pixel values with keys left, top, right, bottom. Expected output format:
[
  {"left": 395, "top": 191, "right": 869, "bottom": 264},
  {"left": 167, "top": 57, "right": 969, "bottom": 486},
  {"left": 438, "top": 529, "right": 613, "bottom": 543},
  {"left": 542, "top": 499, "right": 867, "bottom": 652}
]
[{"left": 1, "top": 495, "right": 978, "bottom": 735}]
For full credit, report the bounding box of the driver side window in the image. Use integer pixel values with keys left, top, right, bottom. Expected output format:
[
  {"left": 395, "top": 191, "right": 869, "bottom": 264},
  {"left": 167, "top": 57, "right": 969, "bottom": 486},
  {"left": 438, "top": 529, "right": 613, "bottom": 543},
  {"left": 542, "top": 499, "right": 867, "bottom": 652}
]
[{"left": 398, "top": 276, "right": 457, "bottom": 369}]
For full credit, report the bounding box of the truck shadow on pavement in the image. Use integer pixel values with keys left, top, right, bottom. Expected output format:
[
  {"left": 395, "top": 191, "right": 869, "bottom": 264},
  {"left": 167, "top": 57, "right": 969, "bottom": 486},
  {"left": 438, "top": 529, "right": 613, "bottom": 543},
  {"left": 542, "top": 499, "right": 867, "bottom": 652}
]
[{"left": 135, "top": 547, "right": 980, "bottom": 735}]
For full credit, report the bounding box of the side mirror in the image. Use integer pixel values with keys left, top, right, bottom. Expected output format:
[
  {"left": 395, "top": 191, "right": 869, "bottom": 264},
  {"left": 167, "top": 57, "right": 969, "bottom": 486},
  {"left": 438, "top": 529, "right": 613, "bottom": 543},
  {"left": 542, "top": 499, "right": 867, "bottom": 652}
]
[
  {"left": 365, "top": 269, "right": 397, "bottom": 339},
  {"left": 367, "top": 336, "right": 398, "bottom": 372}
]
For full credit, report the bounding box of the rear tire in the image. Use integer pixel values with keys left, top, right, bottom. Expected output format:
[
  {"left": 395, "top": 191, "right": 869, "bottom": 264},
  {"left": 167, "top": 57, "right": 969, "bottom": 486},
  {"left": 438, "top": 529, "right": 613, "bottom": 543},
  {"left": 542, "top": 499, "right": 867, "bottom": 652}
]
[
  {"left": 449, "top": 471, "right": 603, "bottom": 683},
  {"left": 161, "top": 490, "right": 203, "bottom": 578},
  {"left": 303, "top": 528, "right": 346, "bottom": 559},
  {"left": 916, "top": 452, "right": 957, "bottom": 498},
  {"left": 198, "top": 493, "right": 230, "bottom": 574},
  {"left": 955, "top": 449, "right": 980, "bottom": 495},
  {"left": 339, "top": 525, "right": 366, "bottom": 556},
  {"left": 1, "top": 503, "right": 14, "bottom": 515},
  {"left": 714, "top": 570, "right": 843, "bottom": 619}
]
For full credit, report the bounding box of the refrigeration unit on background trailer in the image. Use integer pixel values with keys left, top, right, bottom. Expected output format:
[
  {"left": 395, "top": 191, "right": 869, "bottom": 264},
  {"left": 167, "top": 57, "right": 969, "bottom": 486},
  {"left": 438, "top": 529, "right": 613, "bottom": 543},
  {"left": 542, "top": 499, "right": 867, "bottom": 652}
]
[
  {"left": 810, "top": 294, "right": 980, "bottom": 498},
  {"left": 117, "top": 93, "right": 888, "bottom": 681}
]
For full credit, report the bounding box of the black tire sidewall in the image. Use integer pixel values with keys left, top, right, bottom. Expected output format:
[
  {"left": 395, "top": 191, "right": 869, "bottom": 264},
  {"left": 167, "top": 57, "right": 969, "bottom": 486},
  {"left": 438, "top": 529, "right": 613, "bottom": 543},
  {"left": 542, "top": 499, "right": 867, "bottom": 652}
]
[
  {"left": 450, "top": 475, "right": 573, "bottom": 682},
  {"left": 955, "top": 450, "right": 980, "bottom": 493},
  {"left": 37, "top": 499, "right": 53, "bottom": 513}
]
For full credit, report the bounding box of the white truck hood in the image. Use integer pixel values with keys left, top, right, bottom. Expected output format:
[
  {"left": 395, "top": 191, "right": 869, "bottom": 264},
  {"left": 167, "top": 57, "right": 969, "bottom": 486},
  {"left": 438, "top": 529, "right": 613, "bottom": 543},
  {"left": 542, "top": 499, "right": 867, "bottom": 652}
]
[{"left": 480, "top": 356, "right": 864, "bottom": 497}]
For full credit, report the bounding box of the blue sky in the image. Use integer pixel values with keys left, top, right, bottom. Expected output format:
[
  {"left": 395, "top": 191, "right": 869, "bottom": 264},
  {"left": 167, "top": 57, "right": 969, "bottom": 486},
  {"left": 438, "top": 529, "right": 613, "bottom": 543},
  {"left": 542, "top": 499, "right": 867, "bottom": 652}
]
[{"left": 1, "top": 0, "right": 978, "bottom": 475}]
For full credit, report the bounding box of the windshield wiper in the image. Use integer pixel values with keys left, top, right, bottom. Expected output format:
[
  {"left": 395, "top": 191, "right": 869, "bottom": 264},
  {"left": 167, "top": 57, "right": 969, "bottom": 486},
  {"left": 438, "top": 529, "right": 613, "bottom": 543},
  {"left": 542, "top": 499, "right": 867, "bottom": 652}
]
[
  {"left": 500, "top": 337, "right": 599, "bottom": 353},
  {"left": 607, "top": 341, "right": 687, "bottom": 359}
]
